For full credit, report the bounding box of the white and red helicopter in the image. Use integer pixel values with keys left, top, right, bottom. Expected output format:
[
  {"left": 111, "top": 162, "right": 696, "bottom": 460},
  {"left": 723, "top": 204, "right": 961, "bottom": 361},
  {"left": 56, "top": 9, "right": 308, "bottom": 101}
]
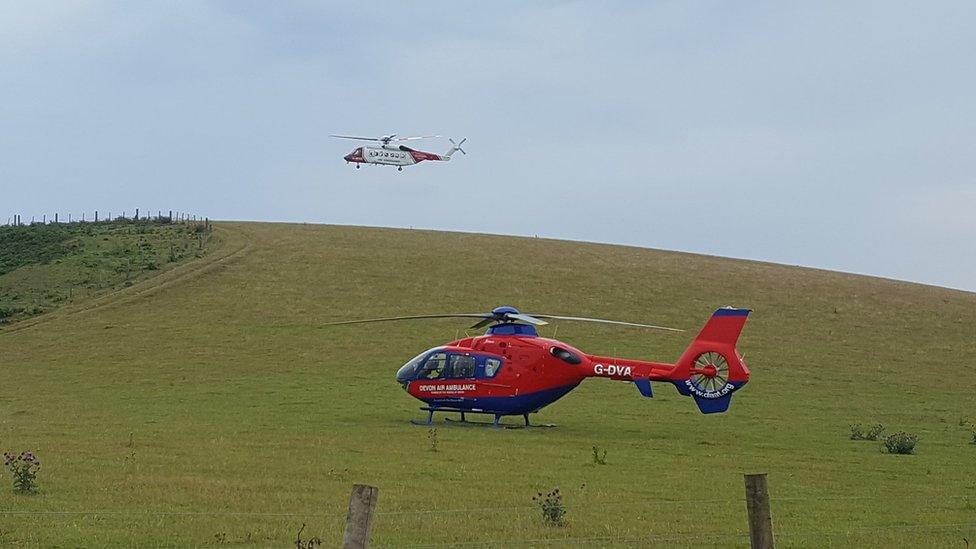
[{"left": 331, "top": 133, "right": 466, "bottom": 171}]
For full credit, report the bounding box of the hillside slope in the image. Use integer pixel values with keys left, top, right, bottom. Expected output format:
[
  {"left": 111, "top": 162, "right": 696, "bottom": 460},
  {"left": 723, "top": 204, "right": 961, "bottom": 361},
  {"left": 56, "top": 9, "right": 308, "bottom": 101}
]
[{"left": 1, "top": 222, "right": 974, "bottom": 547}]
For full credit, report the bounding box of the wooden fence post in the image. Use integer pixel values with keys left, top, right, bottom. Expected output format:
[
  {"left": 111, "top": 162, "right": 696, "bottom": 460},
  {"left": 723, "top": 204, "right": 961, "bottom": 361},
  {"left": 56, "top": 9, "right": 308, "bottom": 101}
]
[
  {"left": 744, "top": 473, "right": 774, "bottom": 549},
  {"left": 342, "top": 484, "right": 379, "bottom": 549}
]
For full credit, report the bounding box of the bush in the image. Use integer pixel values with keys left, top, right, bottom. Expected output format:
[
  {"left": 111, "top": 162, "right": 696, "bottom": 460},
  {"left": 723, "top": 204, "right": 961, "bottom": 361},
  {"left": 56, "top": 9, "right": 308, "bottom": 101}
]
[
  {"left": 850, "top": 423, "right": 885, "bottom": 441},
  {"left": 883, "top": 432, "right": 918, "bottom": 455},
  {"left": 532, "top": 488, "right": 566, "bottom": 526},
  {"left": 3, "top": 451, "right": 41, "bottom": 493},
  {"left": 591, "top": 445, "right": 607, "bottom": 465}
]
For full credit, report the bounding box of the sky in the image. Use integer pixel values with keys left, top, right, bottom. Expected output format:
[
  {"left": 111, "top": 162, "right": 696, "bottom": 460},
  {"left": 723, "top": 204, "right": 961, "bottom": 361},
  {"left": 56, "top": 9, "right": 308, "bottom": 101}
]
[{"left": 2, "top": 1, "right": 974, "bottom": 291}]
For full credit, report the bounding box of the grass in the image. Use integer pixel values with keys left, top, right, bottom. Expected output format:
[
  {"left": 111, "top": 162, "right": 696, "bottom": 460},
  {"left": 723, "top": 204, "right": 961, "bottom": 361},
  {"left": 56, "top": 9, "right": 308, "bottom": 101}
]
[
  {"left": 0, "top": 222, "right": 974, "bottom": 547},
  {"left": 0, "top": 220, "right": 211, "bottom": 324}
]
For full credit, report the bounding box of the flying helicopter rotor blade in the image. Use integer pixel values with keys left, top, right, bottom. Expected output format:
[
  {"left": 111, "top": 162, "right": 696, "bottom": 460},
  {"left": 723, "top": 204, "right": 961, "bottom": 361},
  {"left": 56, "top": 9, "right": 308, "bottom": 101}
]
[
  {"left": 526, "top": 314, "right": 683, "bottom": 332},
  {"left": 330, "top": 134, "right": 382, "bottom": 142},
  {"left": 393, "top": 135, "right": 441, "bottom": 141},
  {"left": 321, "top": 313, "right": 492, "bottom": 327},
  {"left": 507, "top": 313, "right": 548, "bottom": 326}
]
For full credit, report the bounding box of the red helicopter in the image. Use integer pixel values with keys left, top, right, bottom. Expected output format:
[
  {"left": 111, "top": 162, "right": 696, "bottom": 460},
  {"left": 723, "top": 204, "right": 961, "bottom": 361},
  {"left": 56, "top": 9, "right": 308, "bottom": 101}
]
[{"left": 327, "top": 306, "right": 751, "bottom": 427}]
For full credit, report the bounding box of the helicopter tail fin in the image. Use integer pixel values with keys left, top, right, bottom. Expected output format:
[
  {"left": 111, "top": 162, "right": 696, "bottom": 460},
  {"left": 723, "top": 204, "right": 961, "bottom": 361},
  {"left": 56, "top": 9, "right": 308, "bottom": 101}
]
[
  {"left": 444, "top": 137, "right": 466, "bottom": 159},
  {"left": 667, "top": 307, "right": 751, "bottom": 414}
]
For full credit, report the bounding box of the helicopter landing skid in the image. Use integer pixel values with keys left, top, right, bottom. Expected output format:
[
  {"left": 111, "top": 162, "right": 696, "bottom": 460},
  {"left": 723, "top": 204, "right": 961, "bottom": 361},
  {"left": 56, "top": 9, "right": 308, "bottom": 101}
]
[
  {"left": 413, "top": 408, "right": 555, "bottom": 429},
  {"left": 444, "top": 417, "right": 556, "bottom": 429}
]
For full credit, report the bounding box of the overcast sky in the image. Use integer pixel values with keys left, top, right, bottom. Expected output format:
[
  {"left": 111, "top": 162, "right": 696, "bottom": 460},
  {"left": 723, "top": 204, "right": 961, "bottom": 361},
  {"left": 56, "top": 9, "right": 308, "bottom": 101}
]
[{"left": 2, "top": 2, "right": 974, "bottom": 291}]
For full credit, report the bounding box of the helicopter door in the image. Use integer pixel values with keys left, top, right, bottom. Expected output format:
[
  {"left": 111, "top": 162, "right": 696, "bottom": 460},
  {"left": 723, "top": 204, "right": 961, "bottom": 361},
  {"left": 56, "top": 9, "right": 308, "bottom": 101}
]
[{"left": 446, "top": 354, "right": 477, "bottom": 379}]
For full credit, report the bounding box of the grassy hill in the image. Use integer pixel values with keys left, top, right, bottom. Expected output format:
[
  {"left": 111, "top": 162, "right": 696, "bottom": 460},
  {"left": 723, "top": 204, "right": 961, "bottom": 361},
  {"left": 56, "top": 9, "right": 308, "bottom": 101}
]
[
  {"left": 1, "top": 222, "right": 974, "bottom": 547},
  {"left": 0, "top": 220, "right": 212, "bottom": 325}
]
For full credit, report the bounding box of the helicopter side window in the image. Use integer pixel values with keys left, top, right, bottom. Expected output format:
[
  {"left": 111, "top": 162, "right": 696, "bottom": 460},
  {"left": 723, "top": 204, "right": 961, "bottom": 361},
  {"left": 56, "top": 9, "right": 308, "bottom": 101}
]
[
  {"left": 484, "top": 358, "right": 502, "bottom": 378},
  {"left": 447, "top": 355, "right": 476, "bottom": 378},
  {"left": 417, "top": 352, "right": 448, "bottom": 379}
]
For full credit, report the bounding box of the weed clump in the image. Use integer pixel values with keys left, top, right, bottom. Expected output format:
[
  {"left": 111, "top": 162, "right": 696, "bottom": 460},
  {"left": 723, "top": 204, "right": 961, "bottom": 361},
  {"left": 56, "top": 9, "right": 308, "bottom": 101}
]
[
  {"left": 427, "top": 428, "right": 439, "bottom": 452},
  {"left": 591, "top": 445, "right": 607, "bottom": 465},
  {"left": 294, "top": 523, "right": 322, "bottom": 548},
  {"left": 850, "top": 423, "right": 885, "bottom": 441},
  {"left": 532, "top": 488, "right": 566, "bottom": 527},
  {"left": 883, "top": 432, "right": 919, "bottom": 455},
  {"left": 3, "top": 451, "right": 40, "bottom": 493}
]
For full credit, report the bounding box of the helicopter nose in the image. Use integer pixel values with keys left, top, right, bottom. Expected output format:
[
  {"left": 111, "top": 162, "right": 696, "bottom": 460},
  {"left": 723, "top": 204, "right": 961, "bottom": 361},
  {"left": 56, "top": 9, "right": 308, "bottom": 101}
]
[{"left": 344, "top": 153, "right": 354, "bottom": 162}]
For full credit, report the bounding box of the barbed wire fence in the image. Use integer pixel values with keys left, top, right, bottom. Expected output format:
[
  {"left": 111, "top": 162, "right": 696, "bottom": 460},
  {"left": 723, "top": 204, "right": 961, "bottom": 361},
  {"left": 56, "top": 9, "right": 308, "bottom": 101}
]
[{"left": 1, "top": 481, "right": 974, "bottom": 548}]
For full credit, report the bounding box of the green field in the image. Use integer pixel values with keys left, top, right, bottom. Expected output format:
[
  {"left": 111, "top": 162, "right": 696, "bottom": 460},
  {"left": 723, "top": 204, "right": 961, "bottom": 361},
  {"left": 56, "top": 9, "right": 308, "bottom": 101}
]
[{"left": 1, "top": 222, "right": 974, "bottom": 547}]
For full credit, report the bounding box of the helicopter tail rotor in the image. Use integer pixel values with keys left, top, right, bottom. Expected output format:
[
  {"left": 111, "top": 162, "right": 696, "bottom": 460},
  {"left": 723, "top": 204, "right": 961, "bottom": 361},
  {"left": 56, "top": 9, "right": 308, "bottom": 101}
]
[
  {"left": 445, "top": 138, "right": 467, "bottom": 158},
  {"left": 667, "top": 307, "right": 751, "bottom": 414}
]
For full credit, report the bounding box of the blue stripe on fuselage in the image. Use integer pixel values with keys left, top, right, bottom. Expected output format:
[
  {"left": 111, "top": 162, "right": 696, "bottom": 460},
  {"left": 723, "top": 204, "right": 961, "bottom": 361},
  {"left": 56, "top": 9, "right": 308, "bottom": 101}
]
[{"left": 423, "top": 384, "right": 579, "bottom": 415}]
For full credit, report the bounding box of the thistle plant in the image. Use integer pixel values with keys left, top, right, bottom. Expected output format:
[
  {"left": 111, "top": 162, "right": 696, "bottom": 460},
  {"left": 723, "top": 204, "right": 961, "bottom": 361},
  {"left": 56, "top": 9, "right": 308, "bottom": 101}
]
[
  {"left": 532, "top": 488, "right": 566, "bottom": 526},
  {"left": 3, "top": 451, "right": 40, "bottom": 493}
]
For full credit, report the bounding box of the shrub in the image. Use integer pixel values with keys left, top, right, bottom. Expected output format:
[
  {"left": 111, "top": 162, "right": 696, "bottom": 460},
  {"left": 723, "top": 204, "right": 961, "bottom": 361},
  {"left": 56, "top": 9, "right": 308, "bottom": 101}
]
[
  {"left": 883, "top": 432, "right": 918, "bottom": 455},
  {"left": 532, "top": 488, "right": 566, "bottom": 527},
  {"left": 3, "top": 451, "right": 40, "bottom": 493},
  {"left": 850, "top": 423, "right": 884, "bottom": 441}
]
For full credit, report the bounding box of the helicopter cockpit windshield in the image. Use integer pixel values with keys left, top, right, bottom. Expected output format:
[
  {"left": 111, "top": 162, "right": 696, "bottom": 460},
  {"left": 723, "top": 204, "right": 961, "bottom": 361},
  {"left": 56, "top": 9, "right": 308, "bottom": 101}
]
[
  {"left": 396, "top": 349, "right": 433, "bottom": 384},
  {"left": 396, "top": 349, "right": 504, "bottom": 385}
]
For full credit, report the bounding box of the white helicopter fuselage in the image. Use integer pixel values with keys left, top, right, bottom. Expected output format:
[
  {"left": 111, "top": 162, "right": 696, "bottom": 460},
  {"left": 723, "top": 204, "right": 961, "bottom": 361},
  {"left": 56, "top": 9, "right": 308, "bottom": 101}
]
[
  {"left": 339, "top": 136, "right": 466, "bottom": 170},
  {"left": 360, "top": 145, "right": 418, "bottom": 167}
]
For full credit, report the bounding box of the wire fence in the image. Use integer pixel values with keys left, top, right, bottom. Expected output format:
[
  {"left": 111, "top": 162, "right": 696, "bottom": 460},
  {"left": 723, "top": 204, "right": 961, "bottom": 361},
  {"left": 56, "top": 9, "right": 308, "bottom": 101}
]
[
  {"left": 2, "top": 492, "right": 974, "bottom": 547},
  {"left": 2, "top": 492, "right": 971, "bottom": 519},
  {"left": 0, "top": 493, "right": 976, "bottom": 518},
  {"left": 2, "top": 209, "right": 207, "bottom": 227}
]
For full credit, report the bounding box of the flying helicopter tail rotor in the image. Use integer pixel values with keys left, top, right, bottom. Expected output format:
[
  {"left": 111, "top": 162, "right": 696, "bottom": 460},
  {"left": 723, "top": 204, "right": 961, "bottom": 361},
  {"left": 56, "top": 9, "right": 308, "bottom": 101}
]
[
  {"left": 667, "top": 307, "right": 752, "bottom": 414},
  {"left": 445, "top": 137, "right": 467, "bottom": 158}
]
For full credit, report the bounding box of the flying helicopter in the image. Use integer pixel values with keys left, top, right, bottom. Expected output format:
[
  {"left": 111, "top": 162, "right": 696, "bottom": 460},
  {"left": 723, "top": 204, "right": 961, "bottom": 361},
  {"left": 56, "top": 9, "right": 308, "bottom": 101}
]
[
  {"left": 331, "top": 133, "right": 466, "bottom": 171},
  {"left": 325, "top": 305, "right": 752, "bottom": 427}
]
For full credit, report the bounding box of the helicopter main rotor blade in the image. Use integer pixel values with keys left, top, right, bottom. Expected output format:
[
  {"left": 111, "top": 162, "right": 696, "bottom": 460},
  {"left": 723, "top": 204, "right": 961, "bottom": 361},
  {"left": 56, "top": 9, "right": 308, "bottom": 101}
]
[
  {"left": 526, "top": 314, "right": 683, "bottom": 332},
  {"left": 322, "top": 313, "right": 491, "bottom": 326},
  {"left": 393, "top": 135, "right": 441, "bottom": 141},
  {"left": 508, "top": 313, "right": 548, "bottom": 326},
  {"left": 330, "top": 134, "right": 382, "bottom": 142},
  {"left": 470, "top": 317, "right": 496, "bottom": 329}
]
